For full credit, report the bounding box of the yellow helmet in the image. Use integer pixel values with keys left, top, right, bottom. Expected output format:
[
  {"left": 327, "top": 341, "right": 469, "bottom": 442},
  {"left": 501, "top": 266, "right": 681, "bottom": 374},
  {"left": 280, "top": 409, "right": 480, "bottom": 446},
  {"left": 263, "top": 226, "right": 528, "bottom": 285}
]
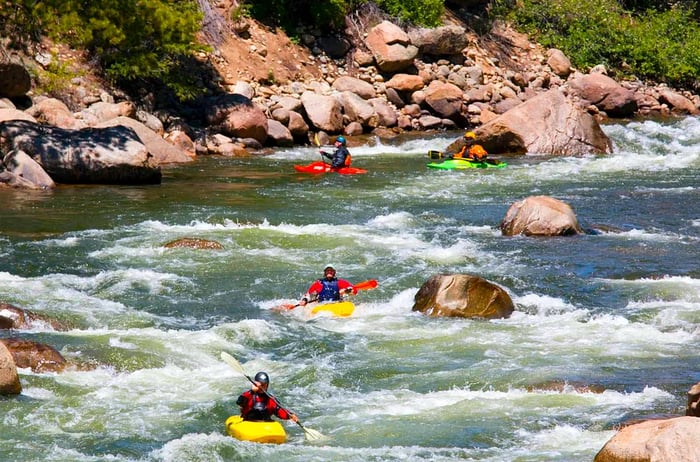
[{"left": 464, "top": 131, "right": 477, "bottom": 140}]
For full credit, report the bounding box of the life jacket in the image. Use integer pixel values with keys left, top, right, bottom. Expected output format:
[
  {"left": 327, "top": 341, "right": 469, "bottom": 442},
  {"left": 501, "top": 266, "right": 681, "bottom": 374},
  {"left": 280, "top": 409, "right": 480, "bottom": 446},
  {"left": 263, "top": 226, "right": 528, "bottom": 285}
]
[
  {"left": 238, "top": 390, "right": 291, "bottom": 421},
  {"left": 317, "top": 278, "right": 340, "bottom": 301},
  {"left": 468, "top": 145, "right": 487, "bottom": 160},
  {"left": 239, "top": 391, "right": 275, "bottom": 421}
]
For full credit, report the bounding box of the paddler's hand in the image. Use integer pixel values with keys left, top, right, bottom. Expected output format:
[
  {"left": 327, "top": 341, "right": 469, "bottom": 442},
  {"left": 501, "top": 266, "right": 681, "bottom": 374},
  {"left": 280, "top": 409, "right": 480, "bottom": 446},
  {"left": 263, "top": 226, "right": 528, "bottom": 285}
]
[
  {"left": 290, "top": 413, "right": 299, "bottom": 423},
  {"left": 251, "top": 381, "right": 261, "bottom": 392},
  {"left": 299, "top": 298, "right": 308, "bottom": 306}
]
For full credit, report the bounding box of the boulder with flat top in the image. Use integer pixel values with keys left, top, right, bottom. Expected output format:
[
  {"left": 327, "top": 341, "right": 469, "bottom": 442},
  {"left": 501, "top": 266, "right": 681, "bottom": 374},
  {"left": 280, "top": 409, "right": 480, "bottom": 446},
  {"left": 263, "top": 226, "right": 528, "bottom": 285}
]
[{"left": 0, "top": 119, "right": 162, "bottom": 184}]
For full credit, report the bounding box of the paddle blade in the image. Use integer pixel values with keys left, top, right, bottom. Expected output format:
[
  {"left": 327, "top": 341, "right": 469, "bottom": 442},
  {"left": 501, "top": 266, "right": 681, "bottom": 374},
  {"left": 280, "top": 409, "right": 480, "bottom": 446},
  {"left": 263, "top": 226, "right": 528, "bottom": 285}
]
[
  {"left": 354, "top": 279, "right": 378, "bottom": 291},
  {"left": 300, "top": 423, "right": 328, "bottom": 442},
  {"left": 220, "top": 351, "right": 246, "bottom": 376},
  {"left": 428, "top": 150, "right": 443, "bottom": 159}
]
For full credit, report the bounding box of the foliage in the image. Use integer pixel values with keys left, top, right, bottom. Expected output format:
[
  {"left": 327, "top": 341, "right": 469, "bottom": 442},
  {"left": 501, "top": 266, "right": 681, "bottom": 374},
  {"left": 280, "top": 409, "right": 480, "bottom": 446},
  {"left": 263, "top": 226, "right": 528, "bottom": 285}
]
[
  {"left": 376, "top": 0, "right": 444, "bottom": 27},
  {"left": 241, "top": 0, "right": 444, "bottom": 31},
  {"left": 493, "top": 0, "right": 700, "bottom": 90},
  {"left": 231, "top": 3, "right": 252, "bottom": 22},
  {"left": 243, "top": 0, "right": 351, "bottom": 31},
  {"left": 0, "top": 0, "right": 205, "bottom": 101},
  {"left": 29, "top": 56, "right": 81, "bottom": 97}
]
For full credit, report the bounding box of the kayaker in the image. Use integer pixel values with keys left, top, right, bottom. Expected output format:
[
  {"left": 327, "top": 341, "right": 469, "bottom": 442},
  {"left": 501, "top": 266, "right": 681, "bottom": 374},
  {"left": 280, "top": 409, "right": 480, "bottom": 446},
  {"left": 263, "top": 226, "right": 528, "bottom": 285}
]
[
  {"left": 237, "top": 371, "right": 299, "bottom": 423},
  {"left": 320, "top": 136, "right": 352, "bottom": 169},
  {"left": 298, "top": 264, "right": 357, "bottom": 306},
  {"left": 450, "top": 131, "right": 488, "bottom": 161}
]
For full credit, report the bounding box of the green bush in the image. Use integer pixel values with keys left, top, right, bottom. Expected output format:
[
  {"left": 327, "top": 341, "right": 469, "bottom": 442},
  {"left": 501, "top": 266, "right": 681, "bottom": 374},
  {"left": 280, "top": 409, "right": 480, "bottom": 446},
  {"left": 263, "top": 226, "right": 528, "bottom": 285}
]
[
  {"left": 244, "top": 0, "right": 352, "bottom": 32},
  {"left": 241, "top": 0, "right": 445, "bottom": 31},
  {"left": 376, "top": 0, "right": 444, "bottom": 27},
  {"left": 1, "top": 0, "right": 205, "bottom": 100},
  {"left": 494, "top": 0, "right": 700, "bottom": 90}
]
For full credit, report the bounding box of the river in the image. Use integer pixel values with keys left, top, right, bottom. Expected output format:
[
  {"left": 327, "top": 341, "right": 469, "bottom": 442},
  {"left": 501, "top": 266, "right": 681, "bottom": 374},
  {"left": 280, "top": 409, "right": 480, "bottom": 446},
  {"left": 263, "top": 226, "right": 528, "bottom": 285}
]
[{"left": 1, "top": 117, "right": 699, "bottom": 461}]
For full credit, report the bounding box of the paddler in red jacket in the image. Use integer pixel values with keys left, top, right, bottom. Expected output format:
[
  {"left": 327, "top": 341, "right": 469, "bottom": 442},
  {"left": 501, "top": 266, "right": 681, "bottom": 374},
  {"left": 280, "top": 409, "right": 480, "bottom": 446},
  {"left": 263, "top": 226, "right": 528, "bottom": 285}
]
[
  {"left": 237, "top": 371, "right": 299, "bottom": 423},
  {"left": 298, "top": 264, "right": 357, "bottom": 306}
]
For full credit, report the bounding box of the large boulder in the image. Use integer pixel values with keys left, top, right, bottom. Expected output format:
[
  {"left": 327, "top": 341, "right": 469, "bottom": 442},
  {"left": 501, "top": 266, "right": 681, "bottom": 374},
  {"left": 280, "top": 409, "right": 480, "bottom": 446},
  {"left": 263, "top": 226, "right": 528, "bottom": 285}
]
[
  {"left": 546, "top": 49, "right": 572, "bottom": 78},
  {"left": 0, "top": 108, "right": 36, "bottom": 123},
  {"left": 0, "top": 119, "right": 162, "bottom": 184},
  {"left": 385, "top": 74, "right": 426, "bottom": 93},
  {"left": 26, "top": 97, "right": 86, "bottom": 129},
  {"left": 332, "top": 76, "right": 376, "bottom": 99},
  {"left": 424, "top": 80, "right": 465, "bottom": 119},
  {"left": 300, "top": 91, "right": 343, "bottom": 133},
  {"left": 265, "top": 119, "right": 294, "bottom": 146},
  {"left": 1, "top": 150, "right": 55, "bottom": 189},
  {"left": 500, "top": 195, "right": 583, "bottom": 236},
  {"left": 412, "top": 274, "right": 514, "bottom": 319},
  {"left": 658, "top": 89, "right": 699, "bottom": 115},
  {"left": 594, "top": 417, "right": 700, "bottom": 462},
  {"left": 366, "top": 21, "right": 418, "bottom": 73},
  {"left": 0, "top": 62, "right": 31, "bottom": 98},
  {"left": 0, "top": 341, "right": 21, "bottom": 395},
  {"left": 97, "top": 116, "right": 193, "bottom": 164},
  {"left": 0, "top": 303, "right": 67, "bottom": 330},
  {"left": 472, "top": 89, "right": 613, "bottom": 155},
  {"left": 568, "top": 73, "right": 638, "bottom": 118},
  {"left": 407, "top": 25, "right": 469, "bottom": 56},
  {"left": 339, "top": 91, "right": 379, "bottom": 129},
  {"left": 0, "top": 338, "right": 66, "bottom": 373},
  {"left": 203, "top": 93, "right": 268, "bottom": 143}
]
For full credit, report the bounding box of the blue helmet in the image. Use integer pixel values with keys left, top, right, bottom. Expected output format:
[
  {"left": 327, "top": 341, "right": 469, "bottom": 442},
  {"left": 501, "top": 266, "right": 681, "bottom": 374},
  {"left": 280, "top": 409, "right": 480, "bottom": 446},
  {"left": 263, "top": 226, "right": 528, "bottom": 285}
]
[{"left": 336, "top": 136, "right": 346, "bottom": 146}]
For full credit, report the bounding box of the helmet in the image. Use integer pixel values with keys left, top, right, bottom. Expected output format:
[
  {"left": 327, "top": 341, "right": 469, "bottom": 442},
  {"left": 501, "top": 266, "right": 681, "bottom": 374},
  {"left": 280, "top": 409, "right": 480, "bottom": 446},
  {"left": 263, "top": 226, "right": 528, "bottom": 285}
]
[
  {"left": 254, "top": 371, "right": 269, "bottom": 385},
  {"left": 335, "top": 136, "right": 346, "bottom": 146},
  {"left": 464, "top": 131, "right": 477, "bottom": 140},
  {"left": 324, "top": 264, "right": 336, "bottom": 272}
]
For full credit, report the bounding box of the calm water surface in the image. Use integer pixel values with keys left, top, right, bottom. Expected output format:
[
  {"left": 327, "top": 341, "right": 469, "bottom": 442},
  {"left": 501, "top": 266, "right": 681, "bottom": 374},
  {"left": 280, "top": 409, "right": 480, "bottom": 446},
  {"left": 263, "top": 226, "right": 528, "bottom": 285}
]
[{"left": 1, "top": 118, "right": 699, "bottom": 461}]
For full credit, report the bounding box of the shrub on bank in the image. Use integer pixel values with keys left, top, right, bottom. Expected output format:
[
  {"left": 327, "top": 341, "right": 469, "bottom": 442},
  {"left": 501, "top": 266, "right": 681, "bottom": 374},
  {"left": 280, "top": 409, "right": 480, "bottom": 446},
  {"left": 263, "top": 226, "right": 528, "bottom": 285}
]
[
  {"left": 493, "top": 0, "right": 700, "bottom": 90},
  {"left": 0, "top": 0, "right": 204, "bottom": 100}
]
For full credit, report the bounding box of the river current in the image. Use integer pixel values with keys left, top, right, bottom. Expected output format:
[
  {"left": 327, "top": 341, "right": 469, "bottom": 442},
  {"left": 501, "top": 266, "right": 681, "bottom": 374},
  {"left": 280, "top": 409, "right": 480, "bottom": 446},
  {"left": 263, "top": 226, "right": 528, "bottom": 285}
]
[{"left": 1, "top": 117, "right": 699, "bottom": 461}]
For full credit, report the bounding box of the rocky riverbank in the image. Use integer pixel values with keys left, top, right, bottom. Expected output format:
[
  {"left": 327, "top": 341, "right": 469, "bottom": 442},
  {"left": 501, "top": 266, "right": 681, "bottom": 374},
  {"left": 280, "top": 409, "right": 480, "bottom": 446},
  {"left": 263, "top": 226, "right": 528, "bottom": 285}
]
[{"left": 1, "top": 5, "right": 699, "bottom": 186}]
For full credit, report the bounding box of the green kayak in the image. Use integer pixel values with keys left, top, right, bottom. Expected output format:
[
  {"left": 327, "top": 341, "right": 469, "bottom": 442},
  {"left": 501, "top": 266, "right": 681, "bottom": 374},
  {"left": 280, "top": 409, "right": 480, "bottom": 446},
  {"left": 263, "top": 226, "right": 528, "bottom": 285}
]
[{"left": 426, "top": 158, "right": 507, "bottom": 170}]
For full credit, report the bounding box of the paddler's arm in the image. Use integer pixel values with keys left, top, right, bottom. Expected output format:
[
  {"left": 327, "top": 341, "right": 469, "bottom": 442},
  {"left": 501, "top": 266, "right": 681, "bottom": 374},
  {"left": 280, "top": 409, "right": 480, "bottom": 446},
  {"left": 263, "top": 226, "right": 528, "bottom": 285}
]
[
  {"left": 273, "top": 400, "right": 299, "bottom": 422},
  {"left": 339, "top": 279, "right": 357, "bottom": 295},
  {"left": 299, "top": 282, "right": 322, "bottom": 306}
]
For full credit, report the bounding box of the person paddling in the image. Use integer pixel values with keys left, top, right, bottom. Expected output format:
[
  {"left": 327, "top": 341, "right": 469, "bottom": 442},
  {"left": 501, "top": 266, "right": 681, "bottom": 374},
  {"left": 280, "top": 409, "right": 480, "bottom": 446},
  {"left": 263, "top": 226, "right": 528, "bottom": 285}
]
[
  {"left": 449, "top": 131, "right": 488, "bottom": 161},
  {"left": 298, "top": 264, "right": 357, "bottom": 306},
  {"left": 319, "top": 136, "right": 352, "bottom": 169},
  {"left": 237, "top": 371, "right": 299, "bottom": 423}
]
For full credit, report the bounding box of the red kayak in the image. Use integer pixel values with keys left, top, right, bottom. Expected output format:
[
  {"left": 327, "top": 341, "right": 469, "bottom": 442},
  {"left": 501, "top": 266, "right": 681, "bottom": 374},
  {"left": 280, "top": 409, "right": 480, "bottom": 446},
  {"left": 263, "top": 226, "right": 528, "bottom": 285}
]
[{"left": 294, "top": 161, "right": 367, "bottom": 175}]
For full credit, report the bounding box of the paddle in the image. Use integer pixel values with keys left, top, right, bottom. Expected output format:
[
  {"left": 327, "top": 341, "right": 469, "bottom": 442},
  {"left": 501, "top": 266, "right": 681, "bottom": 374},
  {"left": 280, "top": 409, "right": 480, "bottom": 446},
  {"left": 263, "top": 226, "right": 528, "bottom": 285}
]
[
  {"left": 276, "top": 279, "right": 378, "bottom": 311},
  {"left": 314, "top": 133, "right": 327, "bottom": 165},
  {"left": 220, "top": 351, "right": 327, "bottom": 442}
]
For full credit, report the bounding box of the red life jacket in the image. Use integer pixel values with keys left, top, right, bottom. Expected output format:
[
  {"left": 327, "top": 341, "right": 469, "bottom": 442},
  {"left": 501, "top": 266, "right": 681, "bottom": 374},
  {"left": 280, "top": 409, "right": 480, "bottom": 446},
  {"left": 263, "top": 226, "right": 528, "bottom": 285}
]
[{"left": 237, "top": 390, "right": 291, "bottom": 421}]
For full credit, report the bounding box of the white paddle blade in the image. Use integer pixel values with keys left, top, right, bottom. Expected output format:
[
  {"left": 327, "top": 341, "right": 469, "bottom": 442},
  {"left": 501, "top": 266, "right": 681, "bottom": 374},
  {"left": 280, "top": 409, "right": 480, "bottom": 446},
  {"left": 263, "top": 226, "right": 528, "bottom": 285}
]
[
  {"left": 302, "top": 426, "right": 328, "bottom": 442},
  {"left": 220, "top": 351, "right": 246, "bottom": 375}
]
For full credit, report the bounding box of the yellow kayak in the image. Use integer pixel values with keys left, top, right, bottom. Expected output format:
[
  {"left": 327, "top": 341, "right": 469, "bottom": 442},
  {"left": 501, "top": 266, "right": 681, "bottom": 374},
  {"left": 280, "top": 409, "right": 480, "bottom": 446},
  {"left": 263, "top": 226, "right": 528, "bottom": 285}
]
[
  {"left": 225, "top": 415, "right": 287, "bottom": 444},
  {"left": 310, "top": 300, "right": 355, "bottom": 317}
]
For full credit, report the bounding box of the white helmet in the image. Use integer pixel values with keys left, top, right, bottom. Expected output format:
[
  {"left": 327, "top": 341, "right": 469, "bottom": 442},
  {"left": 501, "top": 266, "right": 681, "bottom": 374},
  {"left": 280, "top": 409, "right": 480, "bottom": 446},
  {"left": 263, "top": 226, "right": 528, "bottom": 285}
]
[{"left": 323, "top": 264, "right": 335, "bottom": 272}]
